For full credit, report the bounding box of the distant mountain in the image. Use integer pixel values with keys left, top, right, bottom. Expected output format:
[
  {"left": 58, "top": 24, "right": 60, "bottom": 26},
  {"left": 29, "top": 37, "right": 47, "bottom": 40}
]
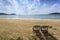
[
  {"left": 49, "top": 12, "right": 60, "bottom": 15},
  {"left": 0, "top": 13, "right": 8, "bottom": 15},
  {"left": 0, "top": 13, "right": 16, "bottom": 15},
  {"left": 10, "top": 13, "right": 16, "bottom": 15}
]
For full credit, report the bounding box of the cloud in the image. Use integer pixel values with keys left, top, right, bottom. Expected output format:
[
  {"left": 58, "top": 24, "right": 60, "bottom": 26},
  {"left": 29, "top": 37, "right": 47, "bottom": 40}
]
[
  {"left": 0, "top": 0, "right": 25, "bottom": 15},
  {"left": 0, "top": 0, "right": 60, "bottom": 15}
]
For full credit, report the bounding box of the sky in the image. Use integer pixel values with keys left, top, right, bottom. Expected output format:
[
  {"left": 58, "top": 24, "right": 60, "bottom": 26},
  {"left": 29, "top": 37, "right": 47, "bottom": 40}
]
[{"left": 0, "top": 0, "right": 60, "bottom": 15}]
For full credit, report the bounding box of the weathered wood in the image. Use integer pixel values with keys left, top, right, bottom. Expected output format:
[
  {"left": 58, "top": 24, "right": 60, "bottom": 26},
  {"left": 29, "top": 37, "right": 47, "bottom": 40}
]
[
  {"left": 39, "top": 30, "right": 46, "bottom": 40},
  {"left": 33, "top": 25, "right": 49, "bottom": 40}
]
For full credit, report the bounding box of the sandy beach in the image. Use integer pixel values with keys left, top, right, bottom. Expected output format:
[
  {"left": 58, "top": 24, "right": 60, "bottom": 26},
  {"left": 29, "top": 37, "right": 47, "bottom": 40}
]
[{"left": 0, "top": 18, "right": 60, "bottom": 40}]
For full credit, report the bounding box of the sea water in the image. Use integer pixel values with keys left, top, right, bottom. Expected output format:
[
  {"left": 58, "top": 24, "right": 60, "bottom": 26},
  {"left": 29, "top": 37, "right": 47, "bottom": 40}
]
[{"left": 0, "top": 14, "right": 60, "bottom": 19}]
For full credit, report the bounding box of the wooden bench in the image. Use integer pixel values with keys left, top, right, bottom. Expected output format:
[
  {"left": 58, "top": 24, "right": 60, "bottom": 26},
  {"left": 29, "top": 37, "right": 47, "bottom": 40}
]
[
  {"left": 33, "top": 25, "right": 49, "bottom": 40},
  {"left": 33, "top": 25, "right": 41, "bottom": 33},
  {"left": 41, "top": 26, "right": 48, "bottom": 36}
]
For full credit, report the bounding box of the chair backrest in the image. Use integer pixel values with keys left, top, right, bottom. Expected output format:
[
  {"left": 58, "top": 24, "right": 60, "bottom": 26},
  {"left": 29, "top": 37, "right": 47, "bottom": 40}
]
[
  {"left": 33, "top": 25, "right": 49, "bottom": 31},
  {"left": 33, "top": 25, "right": 41, "bottom": 30},
  {"left": 41, "top": 26, "right": 48, "bottom": 31}
]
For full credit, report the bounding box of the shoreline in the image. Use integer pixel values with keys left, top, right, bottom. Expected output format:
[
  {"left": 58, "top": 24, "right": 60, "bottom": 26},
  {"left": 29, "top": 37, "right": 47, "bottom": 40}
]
[{"left": 0, "top": 18, "right": 60, "bottom": 21}]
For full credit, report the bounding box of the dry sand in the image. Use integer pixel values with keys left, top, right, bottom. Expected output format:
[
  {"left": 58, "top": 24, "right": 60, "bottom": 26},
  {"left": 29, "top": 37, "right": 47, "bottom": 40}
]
[{"left": 0, "top": 18, "right": 60, "bottom": 40}]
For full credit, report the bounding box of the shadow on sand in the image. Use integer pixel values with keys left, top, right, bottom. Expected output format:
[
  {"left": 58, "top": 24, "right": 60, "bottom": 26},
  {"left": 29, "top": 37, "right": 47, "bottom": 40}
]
[
  {"left": 32, "top": 25, "right": 57, "bottom": 40},
  {"left": 16, "top": 37, "right": 23, "bottom": 40},
  {"left": 10, "top": 37, "right": 23, "bottom": 40},
  {"left": 10, "top": 38, "right": 14, "bottom": 40},
  {"left": 35, "top": 31, "right": 57, "bottom": 40}
]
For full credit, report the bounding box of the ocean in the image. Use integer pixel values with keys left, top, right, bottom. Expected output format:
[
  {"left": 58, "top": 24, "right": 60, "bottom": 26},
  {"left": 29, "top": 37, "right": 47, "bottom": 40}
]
[{"left": 0, "top": 14, "right": 60, "bottom": 19}]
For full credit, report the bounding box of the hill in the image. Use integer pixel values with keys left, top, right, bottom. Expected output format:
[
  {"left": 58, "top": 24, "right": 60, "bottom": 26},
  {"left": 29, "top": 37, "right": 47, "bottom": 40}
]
[
  {"left": 0, "top": 13, "right": 8, "bottom": 15},
  {"left": 0, "top": 13, "right": 16, "bottom": 15},
  {"left": 49, "top": 12, "right": 60, "bottom": 15},
  {"left": 10, "top": 13, "right": 16, "bottom": 15}
]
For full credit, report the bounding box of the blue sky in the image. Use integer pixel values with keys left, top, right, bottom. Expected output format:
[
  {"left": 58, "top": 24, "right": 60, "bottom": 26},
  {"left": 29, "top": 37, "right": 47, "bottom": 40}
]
[{"left": 0, "top": 0, "right": 60, "bottom": 15}]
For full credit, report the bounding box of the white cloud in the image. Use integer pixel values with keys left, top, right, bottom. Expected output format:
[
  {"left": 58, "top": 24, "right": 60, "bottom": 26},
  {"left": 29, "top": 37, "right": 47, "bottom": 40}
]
[
  {"left": 0, "top": 0, "right": 60, "bottom": 15},
  {"left": 30, "top": 3, "right": 60, "bottom": 14},
  {"left": 0, "top": 0, "right": 25, "bottom": 15}
]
